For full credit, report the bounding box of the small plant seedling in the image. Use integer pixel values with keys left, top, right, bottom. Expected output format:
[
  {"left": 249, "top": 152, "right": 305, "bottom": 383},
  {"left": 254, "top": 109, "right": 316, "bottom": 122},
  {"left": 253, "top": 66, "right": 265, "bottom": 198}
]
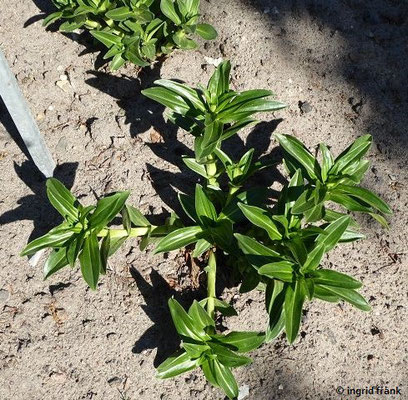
[
  {"left": 21, "top": 62, "right": 392, "bottom": 399},
  {"left": 43, "top": 0, "right": 218, "bottom": 70}
]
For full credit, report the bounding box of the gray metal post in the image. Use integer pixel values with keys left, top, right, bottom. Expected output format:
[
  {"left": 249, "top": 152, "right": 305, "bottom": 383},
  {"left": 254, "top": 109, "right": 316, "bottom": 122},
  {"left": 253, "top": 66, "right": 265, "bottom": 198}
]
[{"left": 0, "top": 49, "right": 55, "bottom": 178}]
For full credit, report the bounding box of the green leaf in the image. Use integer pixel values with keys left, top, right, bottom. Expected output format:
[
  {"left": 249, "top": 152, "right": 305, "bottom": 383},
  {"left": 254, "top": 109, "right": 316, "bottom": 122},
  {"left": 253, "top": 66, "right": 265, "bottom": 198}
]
[
  {"left": 219, "top": 188, "right": 268, "bottom": 223},
  {"left": 331, "top": 134, "right": 372, "bottom": 174},
  {"left": 46, "top": 178, "right": 79, "bottom": 222},
  {"left": 291, "top": 189, "right": 316, "bottom": 214},
  {"left": 265, "top": 280, "right": 286, "bottom": 341},
  {"left": 199, "top": 119, "right": 223, "bottom": 159},
  {"left": 168, "top": 298, "right": 210, "bottom": 341},
  {"left": 329, "top": 191, "right": 373, "bottom": 213},
  {"left": 188, "top": 300, "right": 215, "bottom": 329},
  {"left": 208, "top": 60, "right": 231, "bottom": 99},
  {"left": 156, "top": 350, "right": 198, "bottom": 379},
  {"left": 320, "top": 143, "right": 333, "bottom": 182},
  {"left": 79, "top": 232, "right": 101, "bottom": 290},
  {"left": 335, "top": 184, "right": 392, "bottom": 215},
  {"left": 258, "top": 261, "right": 295, "bottom": 282},
  {"left": 90, "top": 30, "right": 122, "bottom": 48},
  {"left": 66, "top": 231, "right": 85, "bottom": 267},
  {"left": 311, "top": 269, "right": 362, "bottom": 289},
  {"left": 192, "top": 238, "right": 211, "bottom": 258},
  {"left": 313, "top": 284, "right": 340, "bottom": 303},
  {"left": 315, "top": 284, "right": 370, "bottom": 311},
  {"left": 160, "top": 0, "right": 182, "bottom": 24},
  {"left": 195, "top": 184, "right": 217, "bottom": 227},
  {"left": 178, "top": 193, "right": 198, "bottom": 222},
  {"left": 234, "top": 234, "right": 280, "bottom": 257},
  {"left": 300, "top": 243, "right": 325, "bottom": 273},
  {"left": 284, "top": 280, "right": 306, "bottom": 344},
  {"left": 44, "top": 248, "right": 69, "bottom": 280},
  {"left": 182, "top": 157, "right": 208, "bottom": 178},
  {"left": 89, "top": 191, "right": 130, "bottom": 233},
  {"left": 275, "top": 134, "right": 321, "bottom": 181},
  {"left": 238, "top": 204, "right": 282, "bottom": 240},
  {"left": 316, "top": 215, "right": 350, "bottom": 251},
  {"left": 368, "top": 212, "right": 389, "bottom": 229},
  {"left": 100, "top": 231, "right": 111, "bottom": 275},
  {"left": 110, "top": 53, "right": 126, "bottom": 71},
  {"left": 125, "top": 205, "right": 150, "bottom": 227},
  {"left": 196, "top": 23, "right": 218, "bottom": 40},
  {"left": 212, "top": 299, "right": 237, "bottom": 317},
  {"left": 208, "top": 358, "right": 239, "bottom": 400},
  {"left": 21, "top": 226, "right": 74, "bottom": 256},
  {"left": 43, "top": 11, "right": 63, "bottom": 27},
  {"left": 142, "top": 86, "right": 191, "bottom": 115},
  {"left": 155, "top": 80, "right": 206, "bottom": 112},
  {"left": 105, "top": 6, "right": 132, "bottom": 21},
  {"left": 154, "top": 226, "right": 204, "bottom": 253},
  {"left": 182, "top": 341, "right": 210, "bottom": 359},
  {"left": 213, "top": 331, "right": 265, "bottom": 353},
  {"left": 207, "top": 342, "right": 252, "bottom": 367}
]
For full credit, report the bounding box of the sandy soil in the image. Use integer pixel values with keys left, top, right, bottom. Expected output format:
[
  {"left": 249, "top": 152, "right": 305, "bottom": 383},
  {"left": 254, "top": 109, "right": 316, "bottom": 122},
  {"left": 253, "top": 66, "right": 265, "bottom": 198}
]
[{"left": 0, "top": 0, "right": 407, "bottom": 399}]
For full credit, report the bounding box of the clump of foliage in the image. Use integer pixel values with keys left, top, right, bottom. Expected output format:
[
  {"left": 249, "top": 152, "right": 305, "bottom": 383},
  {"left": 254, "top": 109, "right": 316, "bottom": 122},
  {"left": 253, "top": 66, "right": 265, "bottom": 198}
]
[
  {"left": 21, "top": 61, "right": 391, "bottom": 399},
  {"left": 43, "top": 0, "right": 217, "bottom": 70}
]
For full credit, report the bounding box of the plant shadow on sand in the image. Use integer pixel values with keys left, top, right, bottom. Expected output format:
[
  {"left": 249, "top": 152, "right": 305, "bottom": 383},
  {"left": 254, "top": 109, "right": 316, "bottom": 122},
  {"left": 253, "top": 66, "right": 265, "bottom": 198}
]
[{"left": 243, "top": 0, "right": 408, "bottom": 162}]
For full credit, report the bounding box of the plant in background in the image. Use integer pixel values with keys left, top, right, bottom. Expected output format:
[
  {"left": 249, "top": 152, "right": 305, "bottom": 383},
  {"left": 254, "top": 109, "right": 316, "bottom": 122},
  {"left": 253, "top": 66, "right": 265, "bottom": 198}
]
[
  {"left": 43, "top": 0, "right": 217, "bottom": 70},
  {"left": 21, "top": 62, "right": 391, "bottom": 399}
]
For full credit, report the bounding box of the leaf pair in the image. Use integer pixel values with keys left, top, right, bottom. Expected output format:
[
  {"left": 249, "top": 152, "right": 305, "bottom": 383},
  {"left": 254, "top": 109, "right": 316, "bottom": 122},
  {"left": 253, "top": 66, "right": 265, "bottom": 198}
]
[
  {"left": 44, "top": 0, "right": 217, "bottom": 70},
  {"left": 142, "top": 60, "right": 286, "bottom": 161},
  {"left": 276, "top": 133, "right": 392, "bottom": 226},
  {"left": 157, "top": 298, "right": 264, "bottom": 399}
]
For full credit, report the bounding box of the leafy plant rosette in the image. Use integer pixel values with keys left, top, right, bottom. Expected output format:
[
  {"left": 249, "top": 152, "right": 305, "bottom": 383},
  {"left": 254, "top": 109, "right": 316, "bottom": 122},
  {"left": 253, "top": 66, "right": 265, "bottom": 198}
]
[
  {"left": 21, "top": 61, "right": 392, "bottom": 399},
  {"left": 44, "top": 0, "right": 218, "bottom": 70}
]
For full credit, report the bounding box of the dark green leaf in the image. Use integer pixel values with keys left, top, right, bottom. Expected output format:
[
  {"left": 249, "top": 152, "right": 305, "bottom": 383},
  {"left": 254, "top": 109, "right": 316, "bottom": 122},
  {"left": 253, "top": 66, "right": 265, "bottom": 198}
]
[
  {"left": 275, "top": 133, "right": 321, "bottom": 181},
  {"left": 142, "top": 86, "right": 191, "bottom": 115},
  {"left": 335, "top": 184, "right": 392, "bottom": 215},
  {"left": 44, "top": 248, "right": 69, "bottom": 280},
  {"left": 79, "top": 232, "right": 101, "bottom": 290},
  {"left": 311, "top": 269, "right": 362, "bottom": 289},
  {"left": 46, "top": 178, "right": 79, "bottom": 222},
  {"left": 160, "top": 0, "right": 182, "bottom": 24},
  {"left": 89, "top": 191, "right": 129, "bottom": 233},
  {"left": 315, "top": 284, "right": 370, "bottom": 311},
  {"left": 316, "top": 215, "right": 350, "bottom": 251},
  {"left": 238, "top": 204, "right": 282, "bottom": 240},
  {"left": 188, "top": 300, "right": 215, "bottom": 329},
  {"left": 195, "top": 184, "right": 217, "bottom": 226},
  {"left": 258, "top": 261, "right": 295, "bottom": 282},
  {"left": 214, "top": 331, "right": 265, "bottom": 353},
  {"left": 207, "top": 342, "right": 252, "bottom": 368},
  {"left": 284, "top": 280, "right": 306, "bottom": 344},
  {"left": 168, "top": 298, "right": 210, "bottom": 341},
  {"left": 125, "top": 204, "right": 150, "bottom": 227}
]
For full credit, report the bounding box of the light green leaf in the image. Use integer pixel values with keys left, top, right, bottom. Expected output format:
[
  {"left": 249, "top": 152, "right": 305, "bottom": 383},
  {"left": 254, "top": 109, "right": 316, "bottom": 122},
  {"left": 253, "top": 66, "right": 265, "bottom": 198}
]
[
  {"left": 46, "top": 178, "right": 79, "bottom": 222},
  {"left": 154, "top": 226, "right": 204, "bottom": 253},
  {"left": 44, "top": 248, "right": 69, "bottom": 280},
  {"left": 156, "top": 350, "right": 198, "bottom": 379}
]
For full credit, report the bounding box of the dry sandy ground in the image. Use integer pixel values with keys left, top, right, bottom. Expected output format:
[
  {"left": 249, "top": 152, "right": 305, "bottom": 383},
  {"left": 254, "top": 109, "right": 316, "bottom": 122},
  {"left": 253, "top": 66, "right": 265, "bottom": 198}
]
[{"left": 0, "top": 0, "right": 407, "bottom": 399}]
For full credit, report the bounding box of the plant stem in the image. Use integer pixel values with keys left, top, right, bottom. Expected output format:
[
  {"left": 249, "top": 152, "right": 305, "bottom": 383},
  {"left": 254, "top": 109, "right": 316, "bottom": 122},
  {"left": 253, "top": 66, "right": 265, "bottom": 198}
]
[
  {"left": 206, "top": 249, "right": 217, "bottom": 320},
  {"left": 225, "top": 185, "right": 240, "bottom": 205},
  {"left": 98, "top": 227, "right": 151, "bottom": 239},
  {"left": 206, "top": 155, "right": 218, "bottom": 187}
]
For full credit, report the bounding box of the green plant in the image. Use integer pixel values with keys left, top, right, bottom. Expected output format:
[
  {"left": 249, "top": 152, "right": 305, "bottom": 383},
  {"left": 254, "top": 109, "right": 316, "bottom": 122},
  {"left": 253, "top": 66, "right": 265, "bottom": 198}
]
[
  {"left": 43, "top": 0, "right": 217, "bottom": 70},
  {"left": 21, "top": 62, "right": 391, "bottom": 399}
]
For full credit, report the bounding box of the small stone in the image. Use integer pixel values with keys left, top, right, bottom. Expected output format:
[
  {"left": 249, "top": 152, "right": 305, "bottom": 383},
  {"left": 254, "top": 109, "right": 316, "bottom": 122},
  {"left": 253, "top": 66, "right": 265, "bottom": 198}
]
[
  {"left": 57, "top": 65, "right": 64, "bottom": 72},
  {"left": 0, "top": 289, "right": 10, "bottom": 303},
  {"left": 299, "top": 101, "right": 313, "bottom": 114},
  {"left": 238, "top": 384, "right": 250, "bottom": 400},
  {"left": 278, "top": 384, "right": 284, "bottom": 391},
  {"left": 48, "top": 105, "right": 54, "bottom": 111},
  {"left": 56, "top": 136, "right": 68, "bottom": 152},
  {"left": 204, "top": 56, "right": 223, "bottom": 67}
]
